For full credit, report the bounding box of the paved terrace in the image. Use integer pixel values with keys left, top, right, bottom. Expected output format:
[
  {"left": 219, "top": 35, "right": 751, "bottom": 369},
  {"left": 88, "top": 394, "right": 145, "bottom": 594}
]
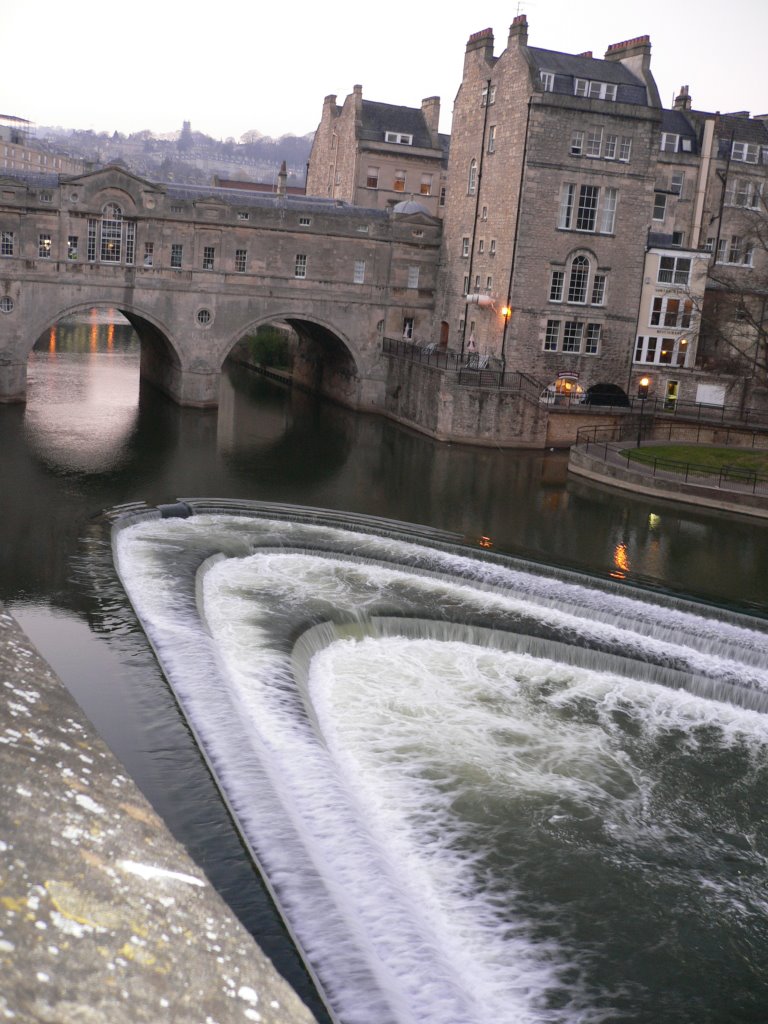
[{"left": 0, "top": 606, "right": 318, "bottom": 1024}]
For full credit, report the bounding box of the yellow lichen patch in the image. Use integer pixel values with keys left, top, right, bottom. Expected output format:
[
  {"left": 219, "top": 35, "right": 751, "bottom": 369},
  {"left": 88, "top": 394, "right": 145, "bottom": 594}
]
[
  {"left": 119, "top": 941, "right": 157, "bottom": 967},
  {"left": 0, "top": 896, "right": 27, "bottom": 914},
  {"left": 119, "top": 802, "right": 160, "bottom": 828},
  {"left": 45, "top": 880, "right": 123, "bottom": 930}
]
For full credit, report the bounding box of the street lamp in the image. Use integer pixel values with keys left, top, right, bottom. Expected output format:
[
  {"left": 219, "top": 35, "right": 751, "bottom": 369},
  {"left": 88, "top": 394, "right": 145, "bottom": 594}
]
[
  {"left": 500, "top": 305, "right": 512, "bottom": 373},
  {"left": 636, "top": 376, "right": 650, "bottom": 447}
]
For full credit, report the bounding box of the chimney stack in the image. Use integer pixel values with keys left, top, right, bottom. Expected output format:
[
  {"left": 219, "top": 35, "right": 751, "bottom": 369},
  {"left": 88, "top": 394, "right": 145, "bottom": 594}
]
[
  {"left": 421, "top": 96, "right": 440, "bottom": 146},
  {"left": 465, "top": 27, "right": 495, "bottom": 64},
  {"left": 673, "top": 85, "right": 692, "bottom": 111},
  {"left": 508, "top": 15, "right": 528, "bottom": 48}
]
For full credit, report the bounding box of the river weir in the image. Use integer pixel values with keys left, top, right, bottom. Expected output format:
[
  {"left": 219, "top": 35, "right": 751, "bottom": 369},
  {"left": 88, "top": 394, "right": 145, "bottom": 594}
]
[{"left": 112, "top": 502, "right": 768, "bottom": 1024}]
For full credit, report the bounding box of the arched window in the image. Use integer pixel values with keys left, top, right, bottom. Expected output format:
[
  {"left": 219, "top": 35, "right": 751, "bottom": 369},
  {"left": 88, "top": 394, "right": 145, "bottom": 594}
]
[
  {"left": 468, "top": 159, "right": 477, "bottom": 195},
  {"left": 100, "top": 203, "right": 123, "bottom": 262},
  {"left": 567, "top": 254, "right": 590, "bottom": 303}
]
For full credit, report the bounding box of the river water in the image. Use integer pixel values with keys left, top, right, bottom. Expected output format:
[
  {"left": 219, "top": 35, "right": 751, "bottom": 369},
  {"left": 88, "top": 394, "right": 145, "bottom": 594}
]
[{"left": 2, "top": 314, "right": 768, "bottom": 1023}]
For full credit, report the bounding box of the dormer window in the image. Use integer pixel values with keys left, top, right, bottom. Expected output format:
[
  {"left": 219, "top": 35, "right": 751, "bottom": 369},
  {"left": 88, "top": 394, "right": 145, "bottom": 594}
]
[
  {"left": 660, "top": 133, "right": 679, "bottom": 153},
  {"left": 481, "top": 84, "right": 497, "bottom": 106},
  {"left": 540, "top": 71, "right": 555, "bottom": 92},
  {"left": 574, "top": 79, "right": 617, "bottom": 101},
  {"left": 385, "top": 132, "right": 413, "bottom": 145},
  {"left": 731, "top": 141, "right": 759, "bottom": 164}
]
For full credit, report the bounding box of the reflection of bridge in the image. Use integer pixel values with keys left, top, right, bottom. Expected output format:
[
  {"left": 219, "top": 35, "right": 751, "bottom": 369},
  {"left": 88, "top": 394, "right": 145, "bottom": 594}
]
[{"left": 0, "top": 167, "right": 440, "bottom": 408}]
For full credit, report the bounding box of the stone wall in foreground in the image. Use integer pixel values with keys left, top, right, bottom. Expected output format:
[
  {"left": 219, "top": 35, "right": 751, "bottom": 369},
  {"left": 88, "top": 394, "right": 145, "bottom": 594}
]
[{"left": 0, "top": 605, "right": 319, "bottom": 1024}]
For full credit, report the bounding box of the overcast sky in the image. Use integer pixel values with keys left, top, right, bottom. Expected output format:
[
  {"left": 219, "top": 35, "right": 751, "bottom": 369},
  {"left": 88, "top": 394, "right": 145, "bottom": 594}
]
[{"left": 3, "top": 0, "right": 767, "bottom": 140}]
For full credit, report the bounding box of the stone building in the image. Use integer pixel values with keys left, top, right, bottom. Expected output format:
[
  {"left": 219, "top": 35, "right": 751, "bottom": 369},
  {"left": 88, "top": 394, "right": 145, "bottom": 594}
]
[
  {"left": 630, "top": 92, "right": 768, "bottom": 407},
  {"left": 0, "top": 166, "right": 441, "bottom": 408},
  {"left": 438, "top": 16, "right": 665, "bottom": 400},
  {"left": 0, "top": 115, "right": 85, "bottom": 176},
  {"left": 436, "top": 16, "right": 768, "bottom": 410},
  {"left": 306, "top": 85, "right": 449, "bottom": 216}
]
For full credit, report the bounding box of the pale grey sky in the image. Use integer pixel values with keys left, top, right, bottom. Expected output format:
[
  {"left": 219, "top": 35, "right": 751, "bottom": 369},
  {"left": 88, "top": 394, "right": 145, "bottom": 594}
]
[{"left": 3, "top": 0, "right": 767, "bottom": 140}]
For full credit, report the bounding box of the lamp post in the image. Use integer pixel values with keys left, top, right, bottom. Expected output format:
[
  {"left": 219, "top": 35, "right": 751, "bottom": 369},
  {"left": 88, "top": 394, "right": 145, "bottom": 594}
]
[
  {"left": 636, "top": 376, "right": 650, "bottom": 447},
  {"left": 500, "top": 305, "right": 512, "bottom": 374}
]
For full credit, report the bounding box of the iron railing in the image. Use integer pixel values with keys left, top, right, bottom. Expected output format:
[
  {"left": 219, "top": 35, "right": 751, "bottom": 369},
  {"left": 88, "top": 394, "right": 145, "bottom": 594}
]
[
  {"left": 574, "top": 424, "right": 768, "bottom": 496},
  {"left": 383, "top": 338, "right": 768, "bottom": 427},
  {"left": 383, "top": 338, "right": 542, "bottom": 395}
]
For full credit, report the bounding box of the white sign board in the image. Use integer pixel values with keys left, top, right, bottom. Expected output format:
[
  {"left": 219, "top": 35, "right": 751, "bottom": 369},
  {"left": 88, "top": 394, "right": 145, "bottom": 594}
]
[{"left": 695, "top": 383, "right": 726, "bottom": 407}]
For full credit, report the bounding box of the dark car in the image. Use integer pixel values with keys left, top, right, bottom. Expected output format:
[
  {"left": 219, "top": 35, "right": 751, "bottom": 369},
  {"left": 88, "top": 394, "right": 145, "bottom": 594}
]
[{"left": 581, "top": 383, "right": 631, "bottom": 407}]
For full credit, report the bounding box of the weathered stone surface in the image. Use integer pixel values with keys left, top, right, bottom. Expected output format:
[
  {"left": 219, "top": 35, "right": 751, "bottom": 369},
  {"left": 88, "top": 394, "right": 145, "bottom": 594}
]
[{"left": 0, "top": 606, "right": 318, "bottom": 1024}]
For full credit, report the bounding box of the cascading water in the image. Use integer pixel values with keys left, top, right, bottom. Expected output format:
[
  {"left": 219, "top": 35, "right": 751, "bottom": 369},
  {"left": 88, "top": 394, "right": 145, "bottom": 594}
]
[{"left": 112, "top": 502, "right": 768, "bottom": 1024}]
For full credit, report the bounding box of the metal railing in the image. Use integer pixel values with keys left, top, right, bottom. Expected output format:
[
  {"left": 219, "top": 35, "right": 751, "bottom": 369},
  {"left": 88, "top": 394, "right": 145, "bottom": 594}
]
[
  {"left": 383, "top": 338, "right": 768, "bottom": 427},
  {"left": 382, "top": 337, "right": 462, "bottom": 370},
  {"left": 574, "top": 424, "right": 768, "bottom": 496},
  {"left": 576, "top": 421, "right": 768, "bottom": 450},
  {"left": 383, "top": 338, "right": 543, "bottom": 396},
  {"left": 620, "top": 454, "right": 768, "bottom": 495}
]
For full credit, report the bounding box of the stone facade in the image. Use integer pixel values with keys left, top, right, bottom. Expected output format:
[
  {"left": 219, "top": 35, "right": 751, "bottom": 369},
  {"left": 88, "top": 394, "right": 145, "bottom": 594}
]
[
  {"left": 437, "top": 17, "right": 768, "bottom": 414},
  {"left": 627, "top": 94, "right": 768, "bottom": 408},
  {"left": 306, "top": 86, "right": 448, "bottom": 216},
  {"left": 438, "top": 18, "right": 664, "bottom": 402},
  {"left": 0, "top": 115, "right": 85, "bottom": 176},
  {"left": 0, "top": 165, "right": 441, "bottom": 408}
]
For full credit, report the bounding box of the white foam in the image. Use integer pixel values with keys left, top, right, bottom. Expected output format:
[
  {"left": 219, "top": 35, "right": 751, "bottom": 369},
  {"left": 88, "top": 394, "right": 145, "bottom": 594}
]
[{"left": 114, "top": 513, "right": 768, "bottom": 1024}]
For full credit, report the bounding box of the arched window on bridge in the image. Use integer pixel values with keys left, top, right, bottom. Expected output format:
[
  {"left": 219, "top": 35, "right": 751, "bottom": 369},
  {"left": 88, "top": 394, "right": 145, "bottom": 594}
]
[{"left": 99, "top": 203, "right": 135, "bottom": 265}]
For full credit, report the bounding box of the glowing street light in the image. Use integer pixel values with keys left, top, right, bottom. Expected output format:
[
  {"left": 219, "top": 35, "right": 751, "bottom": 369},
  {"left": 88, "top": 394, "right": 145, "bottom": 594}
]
[
  {"left": 636, "top": 376, "right": 650, "bottom": 447},
  {"left": 500, "top": 305, "right": 512, "bottom": 373}
]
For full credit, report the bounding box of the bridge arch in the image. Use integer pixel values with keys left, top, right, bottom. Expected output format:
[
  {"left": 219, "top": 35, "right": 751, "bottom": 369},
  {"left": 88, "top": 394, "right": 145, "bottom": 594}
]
[
  {"left": 1, "top": 165, "right": 440, "bottom": 409},
  {"left": 222, "top": 308, "right": 378, "bottom": 411},
  {"left": 27, "top": 301, "right": 184, "bottom": 404}
]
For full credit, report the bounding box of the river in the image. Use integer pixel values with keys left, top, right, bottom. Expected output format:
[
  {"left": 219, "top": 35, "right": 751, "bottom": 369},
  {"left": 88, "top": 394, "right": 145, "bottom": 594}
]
[{"left": 1, "top": 312, "right": 767, "bottom": 1023}]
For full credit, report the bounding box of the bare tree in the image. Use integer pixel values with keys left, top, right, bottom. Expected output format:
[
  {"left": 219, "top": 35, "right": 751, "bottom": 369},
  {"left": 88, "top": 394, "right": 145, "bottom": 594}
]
[{"left": 696, "top": 185, "right": 768, "bottom": 392}]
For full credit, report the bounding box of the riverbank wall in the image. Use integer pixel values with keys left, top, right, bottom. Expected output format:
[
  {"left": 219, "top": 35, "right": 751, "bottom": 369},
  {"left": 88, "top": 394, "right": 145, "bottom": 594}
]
[
  {"left": 568, "top": 441, "right": 768, "bottom": 519},
  {"left": 0, "top": 605, "right": 318, "bottom": 1024}
]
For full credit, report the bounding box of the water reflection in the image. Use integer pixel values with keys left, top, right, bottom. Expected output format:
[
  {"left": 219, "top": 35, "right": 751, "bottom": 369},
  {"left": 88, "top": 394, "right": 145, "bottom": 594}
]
[
  {"left": 1, "top": 320, "right": 767, "bottom": 615},
  {"left": 2, "top": 318, "right": 767, "bottom": 1020}
]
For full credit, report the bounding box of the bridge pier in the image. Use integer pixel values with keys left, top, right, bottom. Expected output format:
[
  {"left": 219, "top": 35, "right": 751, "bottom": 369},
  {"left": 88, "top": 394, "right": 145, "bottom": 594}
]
[
  {"left": 140, "top": 346, "right": 221, "bottom": 408},
  {"left": 0, "top": 358, "right": 27, "bottom": 404}
]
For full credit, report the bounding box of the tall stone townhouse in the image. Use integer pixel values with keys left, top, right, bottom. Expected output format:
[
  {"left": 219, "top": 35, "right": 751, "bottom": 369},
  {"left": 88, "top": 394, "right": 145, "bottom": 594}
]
[
  {"left": 631, "top": 92, "right": 768, "bottom": 408},
  {"left": 306, "top": 86, "right": 449, "bottom": 217},
  {"left": 436, "top": 16, "right": 768, "bottom": 408},
  {"left": 438, "top": 17, "right": 665, "bottom": 400}
]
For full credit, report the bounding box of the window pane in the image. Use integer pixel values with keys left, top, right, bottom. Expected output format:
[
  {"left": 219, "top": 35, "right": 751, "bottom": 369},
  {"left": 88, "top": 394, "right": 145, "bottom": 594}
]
[
  {"left": 559, "top": 184, "right": 575, "bottom": 228},
  {"left": 544, "top": 320, "right": 559, "bottom": 350},
  {"left": 568, "top": 256, "right": 589, "bottom": 302},
  {"left": 600, "top": 188, "right": 617, "bottom": 233},
  {"left": 562, "top": 321, "right": 583, "bottom": 351},
  {"left": 576, "top": 186, "right": 598, "bottom": 230}
]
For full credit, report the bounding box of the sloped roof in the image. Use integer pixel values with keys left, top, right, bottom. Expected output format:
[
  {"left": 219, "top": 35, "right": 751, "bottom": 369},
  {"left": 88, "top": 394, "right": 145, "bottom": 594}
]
[
  {"left": 359, "top": 100, "right": 438, "bottom": 150},
  {"left": 529, "top": 46, "right": 649, "bottom": 105},
  {"left": 660, "top": 109, "right": 699, "bottom": 152},
  {"left": 714, "top": 112, "right": 768, "bottom": 152},
  {"left": 0, "top": 169, "right": 392, "bottom": 218}
]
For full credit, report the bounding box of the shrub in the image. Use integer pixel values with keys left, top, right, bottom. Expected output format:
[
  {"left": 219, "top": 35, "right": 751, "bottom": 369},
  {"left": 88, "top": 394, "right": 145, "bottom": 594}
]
[{"left": 244, "top": 326, "right": 292, "bottom": 368}]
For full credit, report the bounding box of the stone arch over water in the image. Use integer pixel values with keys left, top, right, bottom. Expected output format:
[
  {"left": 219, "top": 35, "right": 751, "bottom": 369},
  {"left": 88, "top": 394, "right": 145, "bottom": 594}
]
[
  {"left": 25, "top": 300, "right": 185, "bottom": 407},
  {"left": 224, "top": 309, "right": 374, "bottom": 411}
]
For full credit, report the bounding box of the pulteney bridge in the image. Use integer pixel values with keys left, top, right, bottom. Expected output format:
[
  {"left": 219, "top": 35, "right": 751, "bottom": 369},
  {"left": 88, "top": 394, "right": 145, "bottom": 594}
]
[{"left": 0, "top": 166, "right": 440, "bottom": 408}]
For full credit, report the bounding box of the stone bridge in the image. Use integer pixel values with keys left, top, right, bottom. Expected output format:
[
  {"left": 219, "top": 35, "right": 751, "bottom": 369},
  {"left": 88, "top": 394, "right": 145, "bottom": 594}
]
[{"left": 0, "top": 166, "right": 441, "bottom": 408}]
